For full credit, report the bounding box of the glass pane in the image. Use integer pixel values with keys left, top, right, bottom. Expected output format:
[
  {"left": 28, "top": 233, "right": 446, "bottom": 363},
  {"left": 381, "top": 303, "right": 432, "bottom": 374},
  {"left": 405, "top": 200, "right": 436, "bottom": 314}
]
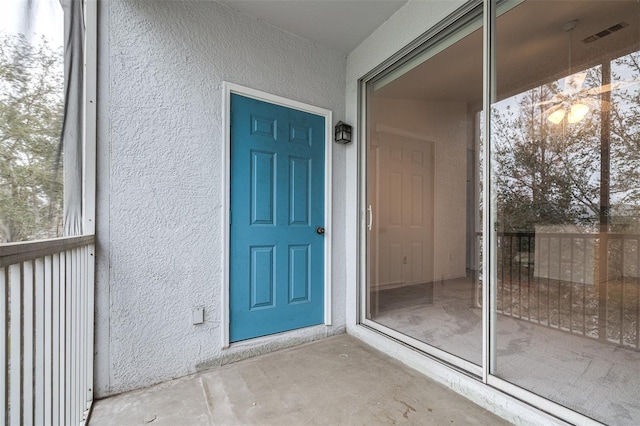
[
  {"left": 491, "top": 1, "right": 640, "bottom": 423},
  {"left": 366, "top": 16, "right": 484, "bottom": 366},
  {"left": 0, "top": 0, "right": 64, "bottom": 243}
]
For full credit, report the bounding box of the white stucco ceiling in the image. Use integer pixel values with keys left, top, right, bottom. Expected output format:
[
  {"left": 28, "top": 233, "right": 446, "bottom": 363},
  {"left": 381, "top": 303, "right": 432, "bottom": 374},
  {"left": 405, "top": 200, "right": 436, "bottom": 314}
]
[{"left": 219, "top": 0, "right": 408, "bottom": 55}]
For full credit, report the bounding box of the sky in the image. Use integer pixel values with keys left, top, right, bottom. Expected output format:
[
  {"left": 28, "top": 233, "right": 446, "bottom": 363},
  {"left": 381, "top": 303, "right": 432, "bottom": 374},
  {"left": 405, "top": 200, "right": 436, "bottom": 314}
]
[{"left": 0, "top": 0, "right": 64, "bottom": 48}]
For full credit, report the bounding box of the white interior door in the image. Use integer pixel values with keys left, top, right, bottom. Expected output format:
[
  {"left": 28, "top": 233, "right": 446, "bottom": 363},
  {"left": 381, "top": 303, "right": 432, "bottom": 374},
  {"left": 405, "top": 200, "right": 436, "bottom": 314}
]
[{"left": 374, "top": 132, "right": 435, "bottom": 289}]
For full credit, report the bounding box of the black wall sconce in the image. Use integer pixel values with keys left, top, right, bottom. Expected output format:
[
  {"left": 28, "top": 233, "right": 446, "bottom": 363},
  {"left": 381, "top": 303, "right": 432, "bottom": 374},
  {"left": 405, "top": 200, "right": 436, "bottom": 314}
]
[{"left": 334, "top": 121, "right": 352, "bottom": 144}]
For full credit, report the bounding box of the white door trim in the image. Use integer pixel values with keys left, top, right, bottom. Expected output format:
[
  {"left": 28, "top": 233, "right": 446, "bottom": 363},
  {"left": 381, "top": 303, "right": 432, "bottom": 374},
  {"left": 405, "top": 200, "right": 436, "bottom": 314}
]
[{"left": 221, "top": 82, "right": 333, "bottom": 348}]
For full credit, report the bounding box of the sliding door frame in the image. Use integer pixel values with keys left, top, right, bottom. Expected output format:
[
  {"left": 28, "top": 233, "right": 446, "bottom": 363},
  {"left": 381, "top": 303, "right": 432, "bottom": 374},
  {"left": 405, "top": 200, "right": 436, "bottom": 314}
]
[
  {"left": 358, "top": 0, "right": 485, "bottom": 377},
  {"left": 356, "top": 1, "right": 606, "bottom": 424}
]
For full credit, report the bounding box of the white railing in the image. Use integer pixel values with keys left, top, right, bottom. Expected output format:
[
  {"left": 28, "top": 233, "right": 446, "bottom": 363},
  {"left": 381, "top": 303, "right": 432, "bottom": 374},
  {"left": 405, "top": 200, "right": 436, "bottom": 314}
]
[{"left": 1, "top": 235, "right": 95, "bottom": 425}]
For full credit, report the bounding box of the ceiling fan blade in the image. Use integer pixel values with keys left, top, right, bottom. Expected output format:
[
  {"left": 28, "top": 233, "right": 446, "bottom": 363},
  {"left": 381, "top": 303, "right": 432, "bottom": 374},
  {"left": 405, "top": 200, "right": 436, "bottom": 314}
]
[
  {"left": 531, "top": 72, "right": 586, "bottom": 108},
  {"left": 532, "top": 95, "right": 561, "bottom": 107},
  {"left": 564, "top": 72, "right": 587, "bottom": 94},
  {"left": 543, "top": 103, "right": 563, "bottom": 115},
  {"left": 582, "top": 80, "right": 640, "bottom": 96}
]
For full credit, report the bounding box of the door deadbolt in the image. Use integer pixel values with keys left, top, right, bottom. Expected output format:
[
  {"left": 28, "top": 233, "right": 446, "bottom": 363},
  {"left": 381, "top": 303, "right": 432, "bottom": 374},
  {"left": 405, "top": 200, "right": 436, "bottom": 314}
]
[{"left": 316, "top": 227, "right": 325, "bottom": 235}]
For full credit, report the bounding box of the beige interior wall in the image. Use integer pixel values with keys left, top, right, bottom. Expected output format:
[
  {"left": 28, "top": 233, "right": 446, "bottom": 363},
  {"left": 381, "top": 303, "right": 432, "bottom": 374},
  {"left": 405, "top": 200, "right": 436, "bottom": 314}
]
[{"left": 370, "top": 97, "right": 469, "bottom": 281}]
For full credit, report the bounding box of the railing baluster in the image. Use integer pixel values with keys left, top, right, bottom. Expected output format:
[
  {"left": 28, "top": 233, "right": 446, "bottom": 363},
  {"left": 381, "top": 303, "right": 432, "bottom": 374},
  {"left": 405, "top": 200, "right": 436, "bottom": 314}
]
[
  {"left": 78, "top": 247, "right": 88, "bottom": 421},
  {"left": 535, "top": 236, "right": 541, "bottom": 324},
  {"left": 78, "top": 247, "right": 84, "bottom": 423},
  {"left": 9, "top": 263, "right": 22, "bottom": 425},
  {"left": 527, "top": 235, "right": 531, "bottom": 321},
  {"left": 77, "top": 247, "right": 81, "bottom": 425},
  {"left": 59, "top": 251, "right": 66, "bottom": 425},
  {"left": 620, "top": 236, "right": 625, "bottom": 347},
  {"left": 65, "top": 249, "right": 72, "bottom": 426},
  {"left": 34, "top": 258, "right": 44, "bottom": 425},
  {"left": 80, "top": 246, "right": 86, "bottom": 422},
  {"left": 500, "top": 235, "right": 505, "bottom": 313},
  {"left": 510, "top": 235, "right": 515, "bottom": 316},
  {"left": 1, "top": 267, "right": 8, "bottom": 425},
  {"left": 44, "top": 255, "right": 53, "bottom": 425},
  {"left": 70, "top": 249, "right": 75, "bottom": 426},
  {"left": 636, "top": 236, "right": 640, "bottom": 350},
  {"left": 52, "top": 253, "right": 61, "bottom": 425},
  {"left": 517, "top": 235, "right": 521, "bottom": 318},
  {"left": 546, "top": 237, "right": 551, "bottom": 327},
  {"left": 23, "top": 260, "right": 34, "bottom": 425},
  {"left": 556, "top": 238, "right": 561, "bottom": 329},
  {"left": 583, "top": 236, "right": 587, "bottom": 337},
  {"left": 87, "top": 245, "right": 95, "bottom": 410},
  {"left": 569, "top": 237, "right": 574, "bottom": 333},
  {"left": 71, "top": 248, "right": 78, "bottom": 426}
]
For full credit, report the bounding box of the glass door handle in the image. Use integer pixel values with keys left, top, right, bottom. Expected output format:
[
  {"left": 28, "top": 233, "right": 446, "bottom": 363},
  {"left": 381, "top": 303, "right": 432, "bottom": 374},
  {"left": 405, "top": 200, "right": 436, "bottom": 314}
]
[{"left": 367, "top": 205, "right": 373, "bottom": 231}]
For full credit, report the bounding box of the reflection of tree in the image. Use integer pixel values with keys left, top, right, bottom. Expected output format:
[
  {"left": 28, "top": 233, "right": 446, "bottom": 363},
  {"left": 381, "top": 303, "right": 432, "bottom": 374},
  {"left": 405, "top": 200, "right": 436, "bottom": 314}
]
[
  {"left": 492, "top": 54, "right": 640, "bottom": 233},
  {"left": 0, "top": 33, "right": 63, "bottom": 242},
  {"left": 610, "top": 52, "right": 640, "bottom": 221}
]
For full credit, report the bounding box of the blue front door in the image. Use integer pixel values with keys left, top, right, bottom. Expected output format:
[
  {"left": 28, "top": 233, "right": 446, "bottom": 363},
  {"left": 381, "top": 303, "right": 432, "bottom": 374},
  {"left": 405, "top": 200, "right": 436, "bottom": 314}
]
[{"left": 230, "top": 93, "right": 325, "bottom": 342}]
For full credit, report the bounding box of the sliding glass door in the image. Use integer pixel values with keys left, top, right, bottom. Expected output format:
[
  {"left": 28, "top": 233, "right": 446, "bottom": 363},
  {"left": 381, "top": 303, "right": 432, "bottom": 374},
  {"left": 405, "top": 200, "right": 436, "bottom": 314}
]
[
  {"left": 490, "top": 1, "right": 640, "bottom": 423},
  {"left": 364, "top": 6, "right": 484, "bottom": 370},
  {"left": 362, "top": 1, "right": 640, "bottom": 424}
]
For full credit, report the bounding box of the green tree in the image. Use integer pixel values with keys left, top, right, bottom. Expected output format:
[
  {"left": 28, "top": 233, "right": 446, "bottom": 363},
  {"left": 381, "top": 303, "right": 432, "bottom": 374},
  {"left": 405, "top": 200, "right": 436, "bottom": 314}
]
[
  {"left": 492, "top": 55, "right": 640, "bottom": 234},
  {"left": 610, "top": 52, "right": 640, "bottom": 212},
  {"left": 492, "top": 77, "right": 602, "bottom": 233},
  {"left": 0, "top": 33, "right": 64, "bottom": 243}
]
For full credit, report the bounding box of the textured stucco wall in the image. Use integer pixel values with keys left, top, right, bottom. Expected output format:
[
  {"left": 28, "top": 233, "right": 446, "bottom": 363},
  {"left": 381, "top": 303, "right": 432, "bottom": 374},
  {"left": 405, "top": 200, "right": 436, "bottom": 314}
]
[{"left": 95, "top": 0, "right": 347, "bottom": 397}]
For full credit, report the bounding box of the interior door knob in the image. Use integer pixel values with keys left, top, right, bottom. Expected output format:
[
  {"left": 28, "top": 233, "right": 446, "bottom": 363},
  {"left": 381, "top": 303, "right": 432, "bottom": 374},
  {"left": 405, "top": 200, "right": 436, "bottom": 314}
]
[{"left": 316, "top": 227, "right": 325, "bottom": 235}]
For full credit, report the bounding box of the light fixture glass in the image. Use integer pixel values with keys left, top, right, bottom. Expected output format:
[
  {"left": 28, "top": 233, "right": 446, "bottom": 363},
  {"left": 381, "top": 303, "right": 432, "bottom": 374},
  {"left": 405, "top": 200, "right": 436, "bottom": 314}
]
[
  {"left": 334, "top": 121, "right": 352, "bottom": 144},
  {"left": 567, "top": 103, "right": 589, "bottom": 123},
  {"left": 548, "top": 108, "right": 565, "bottom": 124}
]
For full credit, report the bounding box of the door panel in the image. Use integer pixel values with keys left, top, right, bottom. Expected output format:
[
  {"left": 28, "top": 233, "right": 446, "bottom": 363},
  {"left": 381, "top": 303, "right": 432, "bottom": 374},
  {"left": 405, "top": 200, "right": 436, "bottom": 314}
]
[
  {"left": 289, "top": 157, "right": 311, "bottom": 225},
  {"left": 250, "top": 246, "right": 275, "bottom": 309},
  {"left": 251, "top": 151, "right": 275, "bottom": 225},
  {"left": 375, "top": 133, "right": 435, "bottom": 289},
  {"left": 230, "top": 94, "right": 325, "bottom": 342},
  {"left": 289, "top": 245, "right": 311, "bottom": 303}
]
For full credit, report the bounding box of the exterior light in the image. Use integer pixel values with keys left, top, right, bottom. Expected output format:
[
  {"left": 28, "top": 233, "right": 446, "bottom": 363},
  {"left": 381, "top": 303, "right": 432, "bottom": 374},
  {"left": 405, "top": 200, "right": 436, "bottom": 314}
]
[
  {"left": 567, "top": 103, "right": 589, "bottom": 123},
  {"left": 334, "top": 121, "right": 352, "bottom": 144},
  {"left": 547, "top": 102, "right": 590, "bottom": 125}
]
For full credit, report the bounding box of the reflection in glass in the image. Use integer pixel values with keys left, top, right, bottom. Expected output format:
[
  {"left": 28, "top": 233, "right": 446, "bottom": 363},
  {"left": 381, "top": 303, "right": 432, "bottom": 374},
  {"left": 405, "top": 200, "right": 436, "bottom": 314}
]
[
  {"left": 366, "top": 20, "right": 484, "bottom": 366},
  {"left": 492, "top": 1, "right": 640, "bottom": 423}
]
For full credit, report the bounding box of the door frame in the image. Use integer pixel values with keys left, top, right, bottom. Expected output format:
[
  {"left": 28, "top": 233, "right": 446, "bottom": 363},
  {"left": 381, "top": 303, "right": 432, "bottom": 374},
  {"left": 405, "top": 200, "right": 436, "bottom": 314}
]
[{"left": 221, "top": 82, "right": 333, "bottom": 348}]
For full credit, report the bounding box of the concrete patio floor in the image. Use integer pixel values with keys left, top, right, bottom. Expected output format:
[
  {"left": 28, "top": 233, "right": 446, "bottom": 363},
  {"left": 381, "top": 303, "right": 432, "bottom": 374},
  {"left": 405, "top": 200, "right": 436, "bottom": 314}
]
[{"left": 89, "top": 334, "right": 511, "bottom": 425}]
